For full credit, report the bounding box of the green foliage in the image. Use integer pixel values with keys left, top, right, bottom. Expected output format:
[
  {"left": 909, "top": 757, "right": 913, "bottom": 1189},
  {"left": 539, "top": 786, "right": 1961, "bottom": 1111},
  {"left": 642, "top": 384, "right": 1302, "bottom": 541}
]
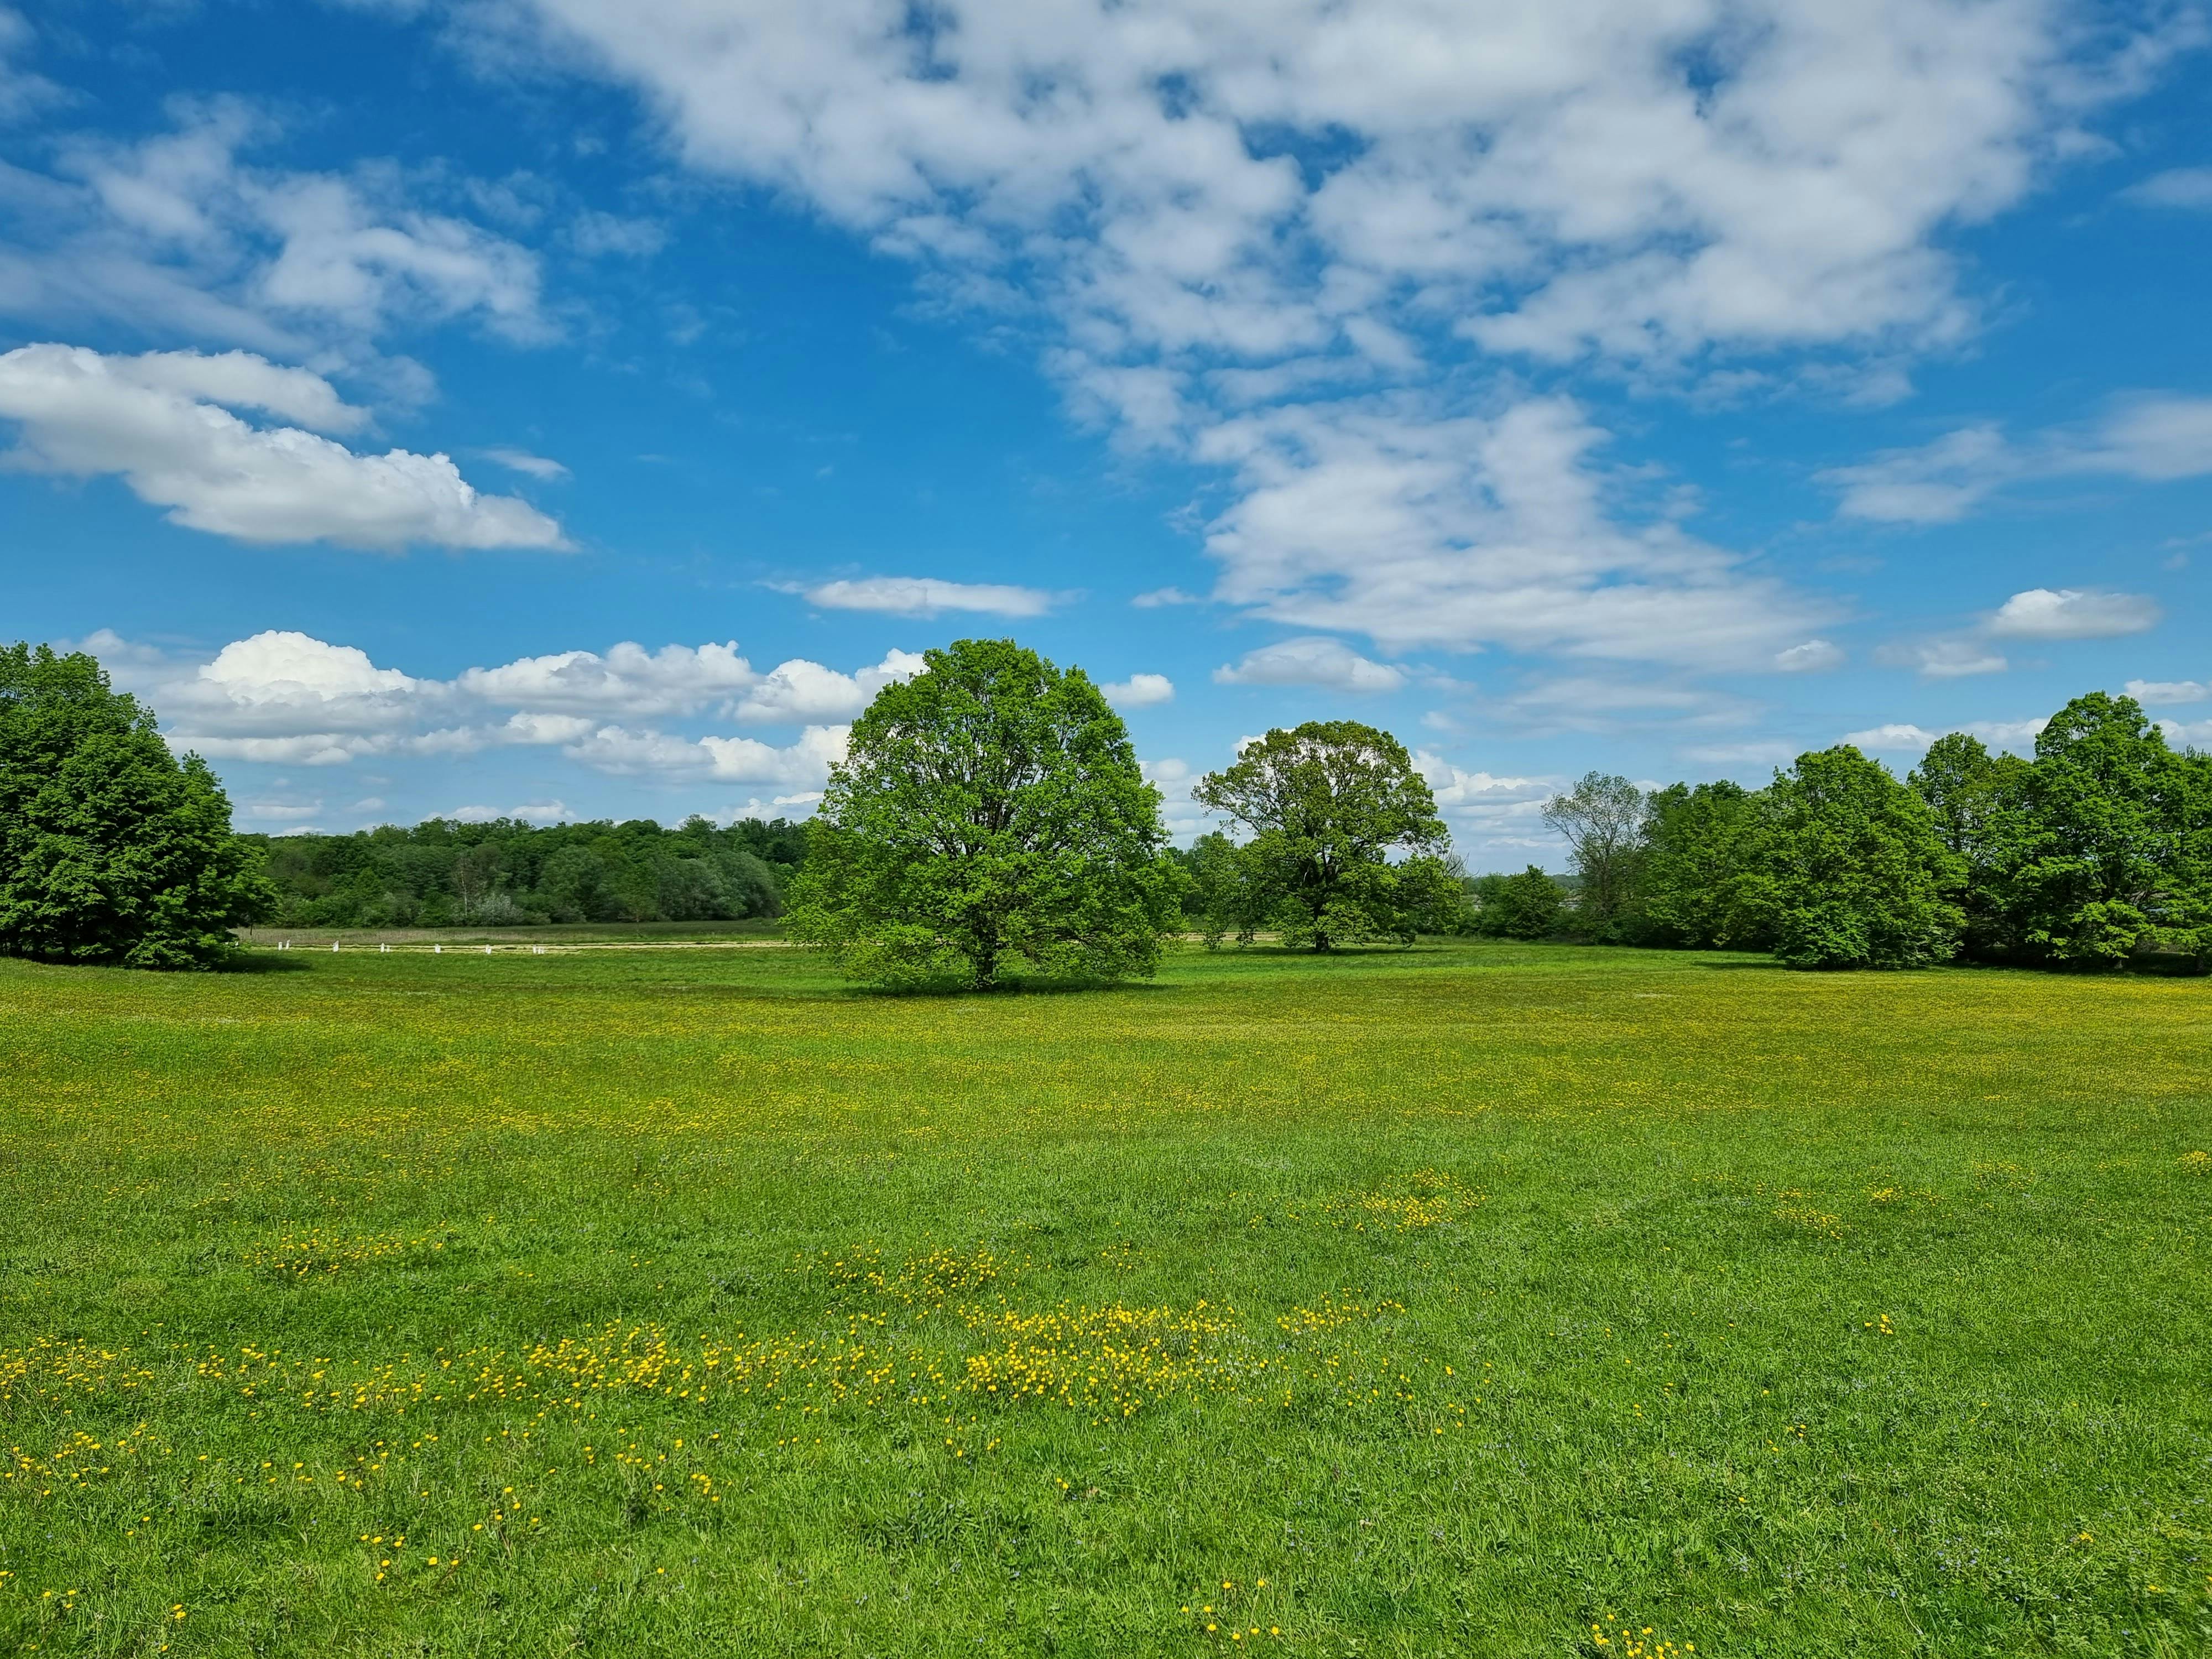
[
  {"left": 1176, "top": 830, "right": 1264, "bottom": 947},
  {"left": 1193, "top": 721, "right": 1452, "bottom": 950},
  {"left": 1470, "top": 865, "right": 1567, "bottom": 939},
  {"left": 2005, "top": 692, "right": 2211, "bottom": 968},
  {"left": 250, "top": 815, "right": 801, "bottom": 929},
  {"left": 784, "top": 638, "right": 1184, "bottom": 989},
  {"left": 0, "top": 642, "right": 272, "bottom": 969},
  {"left": 1909, "top": 732, "right": 2032, "bottom": 959},
  {"left": 1738, "top": 746, "right": 1962, "bottom": 970},
  {"left": 1540, "top": 771, "right": 1644, "bottom": 938},
  {"left": 1635, "top": 780, "right": 1764, "bottom": 950}
]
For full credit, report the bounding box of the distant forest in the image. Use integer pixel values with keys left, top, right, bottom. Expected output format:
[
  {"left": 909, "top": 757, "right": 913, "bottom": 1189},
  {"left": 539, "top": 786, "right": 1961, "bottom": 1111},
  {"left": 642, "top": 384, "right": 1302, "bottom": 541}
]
[{"left": 247, "top": 817, "right": 808, "bottom": 928}]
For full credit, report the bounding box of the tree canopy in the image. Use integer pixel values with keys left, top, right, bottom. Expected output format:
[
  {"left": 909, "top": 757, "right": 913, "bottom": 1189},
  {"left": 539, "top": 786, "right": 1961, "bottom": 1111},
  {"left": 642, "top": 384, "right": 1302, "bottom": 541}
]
[
  {"left": 1739, "top": 745, "right": 1962, "bottom": 969},
  {"left": 1192, "top": 721, "right": 1456, "bottom": 950},
  {"left": 1545, "top": 688, "right": 2210, "bottom": 973},
  {"left": 0, "top": 643, "right": 272, "bottom": 969},
  {"left": 785, "top": 638, "right": 1183, "bottom": 988}
]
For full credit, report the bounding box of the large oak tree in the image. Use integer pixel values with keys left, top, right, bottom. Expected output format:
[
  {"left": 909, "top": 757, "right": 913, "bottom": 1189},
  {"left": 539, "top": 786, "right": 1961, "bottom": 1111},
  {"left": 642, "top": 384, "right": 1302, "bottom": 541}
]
[{"left": 785, "top": 638, "right": 1183, "bottom": 989}]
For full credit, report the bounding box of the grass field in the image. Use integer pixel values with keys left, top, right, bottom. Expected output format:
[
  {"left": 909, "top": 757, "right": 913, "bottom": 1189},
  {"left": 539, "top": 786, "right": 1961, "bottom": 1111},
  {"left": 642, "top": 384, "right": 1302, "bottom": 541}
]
[{"left": 3, "top": 940, "right": 2210, "bottom": 1657}]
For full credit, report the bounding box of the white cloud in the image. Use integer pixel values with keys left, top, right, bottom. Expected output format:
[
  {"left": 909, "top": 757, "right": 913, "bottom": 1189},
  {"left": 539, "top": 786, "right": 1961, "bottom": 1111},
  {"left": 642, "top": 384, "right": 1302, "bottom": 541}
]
[
  {"left": 435, "top": 0, "right": 2180, "bottom": 666},
  {"left": 457, "top": 641, "right": 757, "bottom": 716},
  {"left": 1774, "top": 639, "right": 1846, "bottom": 672},
  {"left": 1824, "top": 396, "right": 2212, "bottom": 524},
  {"left": 798, "top": 576, "right": 1056, "bottom": 618},
  {"left": 1131, "top": 587, "right": 1200, "bottom": 608},
  {"left": 474, "top": 0, "right": 2161, "bottom": 372},
  {"left": 0, "top": 343, "right": 567, "bottom": 550},
  {"left": 1844, "top": 722, "right": 1941, "bottom": 752},
  {"left": 2126, "top": 677, "right": 2209, "bottom": 705},
  {"left": 565, "top": 723, "right": 849, "bottom": 787},
  {"left": 451, "top": 800, "right": 572, "bottom": 824},
  {"left": 1477, "top": 672, "right": 1756, "bottom": 736},
  {"left": 76, "top": 634, "right": 927, "bottom": 801},
  {"left": 1101, "top": 672, "right": 1175, "bottom": 708},
  {"left": 2156, "top": 717, "right": 2212, "bottom": 748},
  {"left": 1844, "top": 716, "right": 2047, "bottom": 754},
  {"left": 1876, "top": 638, "right": 2010, "bottom": 679},
  {"left": 2121, "top": 167, "right": 2212, "bottom": 208},
  {"left": 479, "top": 445, "right": 568, "bottom": 479},
  {"left": 242, "top": 797, "right": 324, "bottom": 822},
  {"left": 0, "top": 102, "right": 550, "bottom": 356},
  {"left": 1196, "top": 396, "right": 1829, "bottom": 664},
  {"left": 1987, "top": 587, "right": 2161, "bottom": 640},
  {"left": 729, "top": 650, "right": 924, "bottom": 722},
  {"left": 1822, "top": 425, "right": 2010, "bottom": 523},
  {"left": 2073, "top": 395, "right": 2212, "bottom": 481},
  {"left": 1214, "top": 637, "right": 1404, "bottom": 694}
]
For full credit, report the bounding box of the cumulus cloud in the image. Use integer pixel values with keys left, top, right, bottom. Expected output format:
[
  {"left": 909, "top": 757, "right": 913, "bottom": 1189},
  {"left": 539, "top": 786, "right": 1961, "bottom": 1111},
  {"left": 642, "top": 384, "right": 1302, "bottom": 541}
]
[
  {"left": 563, "top": 723, "right": 849, "bottom": 787},
  {"left": 1196, "top": 396, "right": 1829, "bottom": 664},
  {"left": 1214, "top": 638, "right": 1405, "bottom": 693},
  {"left": 2126, "top": 677, "right": 2209, "bottom": 705},
  {"left": 457, "top": 641, "right": 757, "bottom": 716},
  {"left": 428, "top": 0, "right": 2179, "bottom": 665},
  {"left": 797, "top": 576, "right": 1057, "bottom": 618},
  {"left": 1987, "top": 587, "right": 2161, "bottom": 640},
  {"left": 1101, "top": 672, "right": 1175, "bottom": 708},
  {"left": 0, "top": 343, "right": 567, "bottom": 550},
  {"left": 77, "top": 631, "right": 911, "bottom": 802},
  {"left": 1844, "top": 716, "right": 2048, "bottom": 754},
  {"left": 729, "top": 650, "right": 925, "bottom": 722},
  {"left": 1412, "top": 753, "right": 1559, "bottom": 855}
]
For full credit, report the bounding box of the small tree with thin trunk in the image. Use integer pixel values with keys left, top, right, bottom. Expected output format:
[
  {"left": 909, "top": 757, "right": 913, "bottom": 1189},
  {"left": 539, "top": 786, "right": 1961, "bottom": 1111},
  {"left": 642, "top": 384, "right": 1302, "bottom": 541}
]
[
  {"left": 1541, "top": 771, "right": 1644, "bottom": 938},
  {"left": 785, "top": 638, "right": 1184, "bottom": 989}
]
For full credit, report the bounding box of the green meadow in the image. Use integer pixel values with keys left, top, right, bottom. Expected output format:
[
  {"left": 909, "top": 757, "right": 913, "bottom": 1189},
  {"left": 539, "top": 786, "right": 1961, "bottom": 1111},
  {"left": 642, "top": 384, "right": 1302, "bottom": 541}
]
[{"left": 3, "top": 940, "right": 2209, "bottom": 1657}]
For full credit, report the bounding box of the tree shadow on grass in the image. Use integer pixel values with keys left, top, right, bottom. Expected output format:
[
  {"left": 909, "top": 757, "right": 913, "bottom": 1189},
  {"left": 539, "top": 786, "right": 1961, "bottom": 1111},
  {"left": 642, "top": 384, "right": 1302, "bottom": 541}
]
[
  {"left": 831, "top": 975, "right": 1185, "bottom": 1001},
  {"left": 226, "top": 952, "right": 316, "bottom": 974}
]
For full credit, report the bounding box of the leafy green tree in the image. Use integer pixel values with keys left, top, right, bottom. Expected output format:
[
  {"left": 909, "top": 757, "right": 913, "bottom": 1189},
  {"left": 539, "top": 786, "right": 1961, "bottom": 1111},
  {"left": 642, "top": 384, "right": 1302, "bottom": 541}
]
[
  {"left": 1909, "top": 732, "right": 2032, "bottom": 959},
  {"left": 2007, "top": 692, "right": 2210, "bottom": 967},
  {"left": 1472, "top": 866, "right": 1566, "bottom": 940},
  {"left": 1179, "top": 830, "right": 1267, "bottom": 948},
  {"left": 785, "top": 638, "right": 1184, "bottom": 989},
  {"left": 1636, "top": 780, "right": 1765, "bottom": 950},
  {"left": 1193, "top": 721, "right": 1453, "bottom": 950},
  {"left": 0, "top": 643, "right": 273, "bottom": 968},
  {"left": 1541, "top": 771, "right": 1644, "bottom": 938},
  {"left": 1739, "top": 745, "right": 1961, "bottom": 969}
]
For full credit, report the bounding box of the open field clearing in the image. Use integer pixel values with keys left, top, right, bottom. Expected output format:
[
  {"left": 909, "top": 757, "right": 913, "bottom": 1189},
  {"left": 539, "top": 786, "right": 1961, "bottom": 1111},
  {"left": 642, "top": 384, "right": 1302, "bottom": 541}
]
[{"left": 3, "top": 942, "right": 2210, "bottom": 1657}]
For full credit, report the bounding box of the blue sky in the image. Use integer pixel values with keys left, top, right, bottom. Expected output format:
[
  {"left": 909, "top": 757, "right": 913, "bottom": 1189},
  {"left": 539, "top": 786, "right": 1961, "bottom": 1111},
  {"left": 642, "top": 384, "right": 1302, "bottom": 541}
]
[{"left": 2, "top": 0, "right": 2208, "bottom": 863}]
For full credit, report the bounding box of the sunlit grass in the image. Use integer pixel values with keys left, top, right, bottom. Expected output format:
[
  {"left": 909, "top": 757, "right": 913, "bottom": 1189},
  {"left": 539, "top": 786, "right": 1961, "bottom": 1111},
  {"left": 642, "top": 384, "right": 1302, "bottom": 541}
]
[{"left": 2, "top": 940, "right": 2209, "bottom": 1656}]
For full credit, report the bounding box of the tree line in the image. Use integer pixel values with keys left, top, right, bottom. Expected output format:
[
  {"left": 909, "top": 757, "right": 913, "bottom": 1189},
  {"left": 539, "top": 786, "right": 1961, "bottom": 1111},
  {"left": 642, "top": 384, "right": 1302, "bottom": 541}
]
[
  {"left": 249, "top": 816, "right": 806, "bottom": 929},
  {"left": 1526, "top": 690, "right": 2210, "bottom": 972},
  {"left": 5, "top": 635, "right": 2204, "bottom": 979}
]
